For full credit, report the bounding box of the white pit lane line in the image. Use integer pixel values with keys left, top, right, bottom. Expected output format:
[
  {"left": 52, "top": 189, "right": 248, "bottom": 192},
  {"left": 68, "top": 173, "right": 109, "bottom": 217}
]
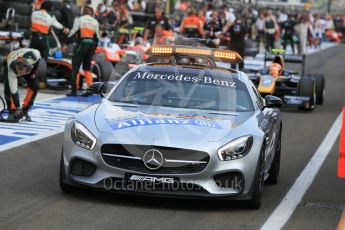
[{"left": 261, "top": 112, "right": 342, "bottom": 230}]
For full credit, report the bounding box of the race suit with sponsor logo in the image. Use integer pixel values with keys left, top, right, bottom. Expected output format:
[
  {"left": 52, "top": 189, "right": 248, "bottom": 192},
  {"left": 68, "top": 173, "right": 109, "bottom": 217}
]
[
  {"left": 30, "top": 9, "right": 64, "bottom": 60},
  {"left": 67, "top": 15, "right": 100, "bottom": 93},
  {"left": 4, "top": 48, "right": 41, "bottom": 111}
]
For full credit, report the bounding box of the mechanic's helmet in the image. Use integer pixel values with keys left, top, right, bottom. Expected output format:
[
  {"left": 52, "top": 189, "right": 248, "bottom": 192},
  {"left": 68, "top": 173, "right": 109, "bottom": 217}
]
[
  {"left": 270, "top": 63, "right": 282, "bottom": 77},
  {"left": 40, "top": 1, "right": 54, "bottom": 12}
]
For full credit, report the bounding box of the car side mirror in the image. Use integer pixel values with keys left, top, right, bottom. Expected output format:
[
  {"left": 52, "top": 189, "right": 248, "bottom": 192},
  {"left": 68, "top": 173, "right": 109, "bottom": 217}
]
[
  {"left": 87, "top": 82, "right": 106, "bottom": 97},
  {"left": 265, "top": 95, "right": 283, "bottom": 108}
]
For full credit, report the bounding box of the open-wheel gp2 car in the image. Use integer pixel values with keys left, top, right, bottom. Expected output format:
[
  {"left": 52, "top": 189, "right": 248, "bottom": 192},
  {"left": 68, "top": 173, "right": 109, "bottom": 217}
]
[{"left": 245, "top": 49, "right": 325, "bottom": 111}]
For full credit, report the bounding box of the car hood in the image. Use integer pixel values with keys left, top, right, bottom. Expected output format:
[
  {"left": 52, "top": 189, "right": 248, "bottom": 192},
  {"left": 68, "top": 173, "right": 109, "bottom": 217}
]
[{"left": 94, "top": 101, "right": 255, "bottom": 142}]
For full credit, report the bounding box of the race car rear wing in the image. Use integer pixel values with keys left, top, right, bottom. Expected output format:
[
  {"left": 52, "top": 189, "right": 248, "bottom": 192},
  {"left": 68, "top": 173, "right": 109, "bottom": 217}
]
[
  {"left": 0, "top": 31, "right": 24, "bottom": 55},
  {"left": 264, "top": 52, "right": 306, "bottom": 76},
  {"left": 0, "top": 31, "right": 23, "bottom": 41}
]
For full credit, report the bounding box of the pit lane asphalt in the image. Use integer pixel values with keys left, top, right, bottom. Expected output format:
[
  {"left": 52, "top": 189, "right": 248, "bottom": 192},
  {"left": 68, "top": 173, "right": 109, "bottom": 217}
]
[{"left": 1, "top": 45, "right": 345, "bottom": 230}]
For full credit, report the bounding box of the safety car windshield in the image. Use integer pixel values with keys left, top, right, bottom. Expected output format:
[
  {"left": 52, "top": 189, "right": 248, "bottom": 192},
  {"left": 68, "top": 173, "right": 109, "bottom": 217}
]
[{"left": 108, "top": 70, "right": 254, "bottom": 112}]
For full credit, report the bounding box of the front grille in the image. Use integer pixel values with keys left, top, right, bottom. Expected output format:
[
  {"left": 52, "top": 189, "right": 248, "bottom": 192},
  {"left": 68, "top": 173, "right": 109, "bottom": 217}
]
[{"left": 101, "top": 144, "right": 209, "bottom": 174}]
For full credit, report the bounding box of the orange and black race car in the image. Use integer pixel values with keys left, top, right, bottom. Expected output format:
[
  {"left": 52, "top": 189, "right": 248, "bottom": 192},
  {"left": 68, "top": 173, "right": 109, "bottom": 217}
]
[
  {"left": 245, "top": 49, "right": 325, "bottom": 111},
  {"left": 37, "top": 54, "right": 114, "bottom": 89}
]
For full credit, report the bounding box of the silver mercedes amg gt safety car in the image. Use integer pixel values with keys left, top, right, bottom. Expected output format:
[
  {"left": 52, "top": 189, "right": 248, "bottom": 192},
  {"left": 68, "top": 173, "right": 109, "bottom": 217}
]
[{"left": 60, "top": 46, "right": 283, "bottom": 209}]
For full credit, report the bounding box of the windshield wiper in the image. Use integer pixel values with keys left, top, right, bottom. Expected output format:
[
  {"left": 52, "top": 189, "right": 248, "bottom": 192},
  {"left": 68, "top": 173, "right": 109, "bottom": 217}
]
[
  {"left": 111, "top": 102, "right": 139, "bottom": 108},
  {"left": 208, "top": 112, "right": 238, "bottom": 116}
]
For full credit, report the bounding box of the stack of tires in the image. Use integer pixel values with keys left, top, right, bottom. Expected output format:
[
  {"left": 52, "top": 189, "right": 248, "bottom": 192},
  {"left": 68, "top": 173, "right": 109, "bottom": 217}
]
[{"left": 0, "top": 0, "right": 34, "bottom": 39}]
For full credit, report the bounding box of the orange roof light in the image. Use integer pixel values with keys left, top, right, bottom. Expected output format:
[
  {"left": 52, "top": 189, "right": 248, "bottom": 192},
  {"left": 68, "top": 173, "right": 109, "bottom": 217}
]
[
  {"left": 213, "top": 50, "right": 243, "bottom": 61},
  {"left": 175, "top": 47, "right": 212, "bottom": 56},
  {"left": 151, "top": 46, "right": 173, "bottom": 54},
  {"left": 147, "top": 45, "right": 243, "bottom": 63}
]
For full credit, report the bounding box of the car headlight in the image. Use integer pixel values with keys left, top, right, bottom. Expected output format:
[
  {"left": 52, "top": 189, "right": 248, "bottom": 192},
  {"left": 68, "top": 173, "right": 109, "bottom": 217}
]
[
  {"left": 71, "top": 121, "right": 96, "bottom": 150},
  {"left": 217, "top": 135, "right": 253, "bottom": 161}
]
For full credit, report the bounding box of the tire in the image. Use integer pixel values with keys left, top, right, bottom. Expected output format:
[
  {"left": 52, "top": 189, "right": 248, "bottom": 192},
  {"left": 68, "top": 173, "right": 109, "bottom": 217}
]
[
  {"left": 0, "top": 2, "right": 33, "bottom": 15},
  {"left": 114, "top": 61, "right": 131, "bottom": 80},
  {"left": 297, "top": 77, "right": 316, "bottom": 111},
  {"left": 1, "top": 13, "right": 31, "bottom": 28},
  {"left": 42, "top": 0, "right": 64, "bottom": 11},
  {"left": 308, "top": 74, "right": 325, "bottom": 105},
  {"left": 266, "top": 125, "right": 282, "bottom": 184},
  {"left": 91, "top": 60, "right": 114, "bottom": 82},
  {"left": 61, "top": 3, "right": 79, "bottom": 29},
  {"left": 0, "top": 57, "right": 7, "bottom": 82},
  {"left": 59, "top": 151, "right": 77, "bottom": 193},
  {"left": 0, "top": 43, "right": 12, "bottom": 54},
  {"left": 0, "top": 95, "right": 5, "bottom": 114},
  {"left": 247, "top": 146, "right": 265, "bottom": 209},
  {"left": 51, "top": 10, "right": 62, "bottom": 22},
  {"left": 37, "top": 59, "right": 47, "bottom": 88}
]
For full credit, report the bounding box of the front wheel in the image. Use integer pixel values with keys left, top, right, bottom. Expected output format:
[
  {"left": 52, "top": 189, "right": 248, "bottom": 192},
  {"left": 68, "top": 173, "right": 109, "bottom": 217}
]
[
  {"left": 308, "top": 74, "right": 325, "bottom": 105},
  {"left": 298, "top": 77, "right": 315, "bottom": 111},
  {"left": 247, "top": 148, "right": 265, "bottom": 209},
  {"left": 91, "top": 60, "right": 114, "bottom": 82},
  {"left": 266, "top": 127, "right": 282, "bottom": 184}
]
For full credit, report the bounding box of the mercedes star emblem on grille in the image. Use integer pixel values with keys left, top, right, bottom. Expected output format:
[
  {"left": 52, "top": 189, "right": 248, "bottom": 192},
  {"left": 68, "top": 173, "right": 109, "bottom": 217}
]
[{"left": 143, "top": 149, "right": 164, "bottom": 170}]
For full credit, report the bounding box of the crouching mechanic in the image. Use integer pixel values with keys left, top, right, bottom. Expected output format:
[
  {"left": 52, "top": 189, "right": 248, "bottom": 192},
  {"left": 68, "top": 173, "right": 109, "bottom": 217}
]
[
  {"left": 66, "top": 5, "right": 99, "bottom": 96},
  {"left": 4, "top": 48, "right": 41, "bottom": 121}
]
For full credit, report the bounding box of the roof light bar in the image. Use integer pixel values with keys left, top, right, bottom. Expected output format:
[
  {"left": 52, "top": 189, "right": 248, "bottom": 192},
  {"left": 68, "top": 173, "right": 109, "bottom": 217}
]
[
  {"left": 151, "top": 46, "right": 173, "bottom": 54},
  {"left": 213, "top": 50, "right": 242, "bottom": 61},
  {"left": 147, "top": 45, "right": 243, "bottom": 63},
  {"left": 175, "top": 47, "right": 212, "bottom": 56}
]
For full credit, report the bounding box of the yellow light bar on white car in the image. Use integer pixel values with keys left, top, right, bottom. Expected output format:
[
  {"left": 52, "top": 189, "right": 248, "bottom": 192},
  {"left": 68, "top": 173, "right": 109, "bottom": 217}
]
[{"left": 147, "top": 45, "right": 243, "bottom": 63}]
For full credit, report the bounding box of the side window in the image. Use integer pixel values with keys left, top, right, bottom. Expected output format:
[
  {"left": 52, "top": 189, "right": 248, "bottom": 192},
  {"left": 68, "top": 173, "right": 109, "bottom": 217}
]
[{"left": 252, "top": 87, "right": 264, "bottom": 109}]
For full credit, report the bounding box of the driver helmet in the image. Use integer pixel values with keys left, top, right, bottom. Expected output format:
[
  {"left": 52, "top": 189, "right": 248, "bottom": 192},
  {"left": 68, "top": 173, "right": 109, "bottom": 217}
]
[{"left": 272, "top": 55, "right": 284, "bottom": 68}]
